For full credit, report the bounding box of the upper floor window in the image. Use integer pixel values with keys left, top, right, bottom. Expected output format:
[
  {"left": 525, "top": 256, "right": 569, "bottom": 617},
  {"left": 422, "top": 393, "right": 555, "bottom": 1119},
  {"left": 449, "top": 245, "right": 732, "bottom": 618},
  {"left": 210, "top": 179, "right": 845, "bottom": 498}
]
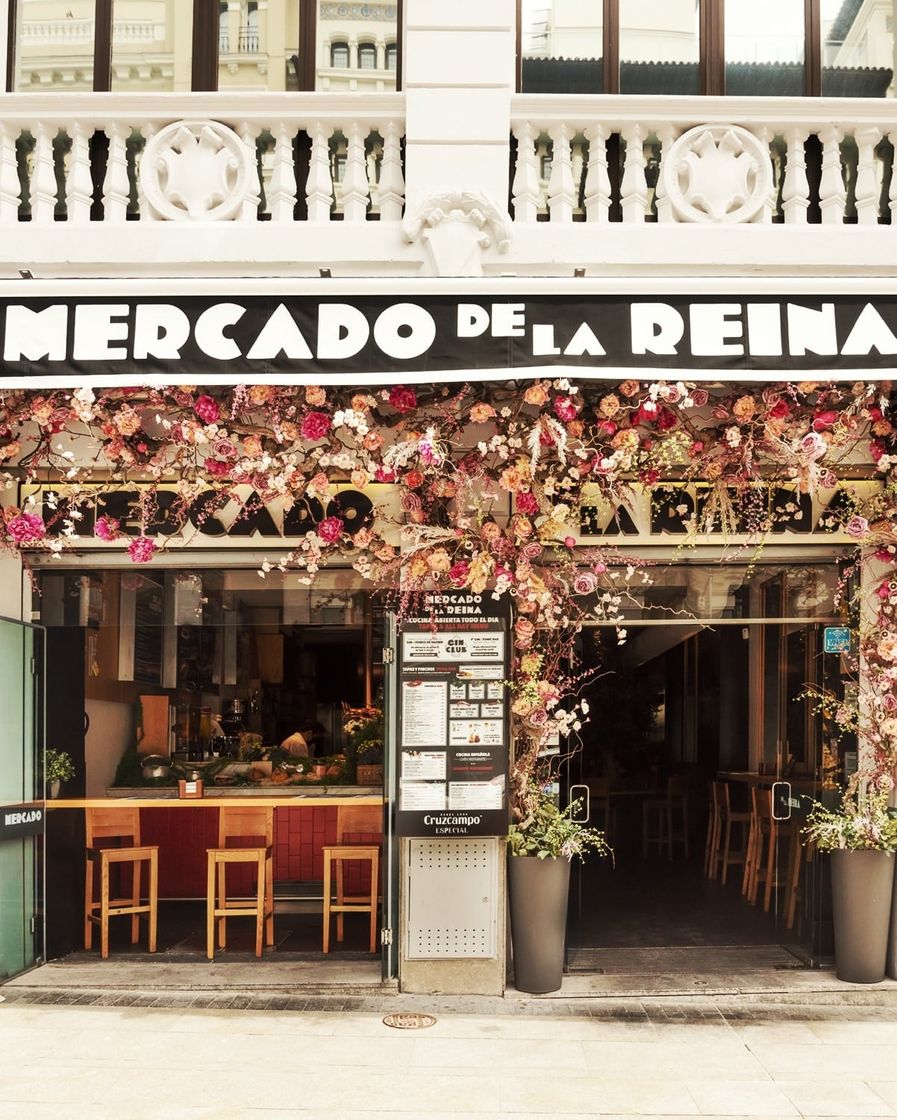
[
  {"left": 518, "top": 0, "right": 896, "bottom": 97},
  {"left": 331, "top": 41, "right": 350, "bottom": 68},
  {"left": 386, "top": 42, "right": 398, "bottom": 71},
  {"left": 358, "top": 43, "right": 377, "bottom": 70}
]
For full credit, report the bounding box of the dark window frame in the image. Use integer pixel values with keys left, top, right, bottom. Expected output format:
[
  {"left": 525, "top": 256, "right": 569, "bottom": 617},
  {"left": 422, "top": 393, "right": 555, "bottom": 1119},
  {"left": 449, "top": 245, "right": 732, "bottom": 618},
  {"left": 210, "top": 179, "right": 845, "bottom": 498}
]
[
  {"left": 7, "top": 0, "right": 404, "bottom": 93},
  {"left": 517, "top": 0, "right": 826, "bottom": 97}
]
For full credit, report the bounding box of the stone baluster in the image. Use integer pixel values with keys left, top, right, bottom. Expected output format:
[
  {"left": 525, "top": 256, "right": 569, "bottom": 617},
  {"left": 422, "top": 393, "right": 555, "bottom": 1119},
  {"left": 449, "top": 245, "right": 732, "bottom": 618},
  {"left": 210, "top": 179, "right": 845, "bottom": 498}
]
[
  {"left": 237, "top": 122, "right": 262, "bottom": 221},
  {"left": 0, "top": 123, "right": 22, "bottom": 225},
  {"left": 854, "top": 126, "right": 883, "bottom": 225},
  {"left": 306, "top": 120, "right": 334, "bottom": 222},
  {"left": 583, "top": 124, "right": 610, "bottom": 222},
  {"left": 342, "top": 121, "right": 371, "bottom": 223},
  {"left": 65, "top": 121, "right": 95, "bottom": 224},
  {"left": 377, "top": 119, "right": 405, "bottom": 222},
  {"left": 102, "top": 122, "right": 130, "bottom": 223},
  {"left": 889, "top": 130, "right": 897, "bottom": 222},
  {"left": 136, "top": 122, "right": 157, "bottom": 221},
  {"left": 782, "top": 127, "right": 809, "bottom": 224},
  {"left": 818, "top": 125, "right": 846, "bottom": 225},
  {"left": 511, "top": 120, "right": 540, "bottom": 223},
  {"left": 753, "top": 126, "right": 775, "bottom": 222},
  {"left": 547, "top": 123, "right": 575, "bottom": 222},
  {"left": 268, "top": 121, "right": 298, "bottom": 223},
  {"left": 620, "top": 124, "right": 648, "bottom": 223},
  {"left": 31, "top": 122, "right": 58, "bottom": 224},
  {"left": 653, "top": 124, "right": 676, "bottom": 223}
]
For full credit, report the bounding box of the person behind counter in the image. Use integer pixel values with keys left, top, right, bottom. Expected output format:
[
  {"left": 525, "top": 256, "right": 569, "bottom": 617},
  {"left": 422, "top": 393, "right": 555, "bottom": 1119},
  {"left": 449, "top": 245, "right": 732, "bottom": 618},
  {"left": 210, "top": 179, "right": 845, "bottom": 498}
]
[{"left": 280, "top": 720, "right": 327, "bottom": 758}]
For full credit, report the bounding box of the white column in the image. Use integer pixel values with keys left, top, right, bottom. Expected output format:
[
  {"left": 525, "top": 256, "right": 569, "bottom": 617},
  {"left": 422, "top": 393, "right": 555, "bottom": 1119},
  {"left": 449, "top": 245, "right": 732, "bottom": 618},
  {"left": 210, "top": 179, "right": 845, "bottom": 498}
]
[
  {"left": 403, "top": 0, "right": 514, "bottom": 215},
  {"left": 0, "top": 0, "right": 10, "bottom": 91}
]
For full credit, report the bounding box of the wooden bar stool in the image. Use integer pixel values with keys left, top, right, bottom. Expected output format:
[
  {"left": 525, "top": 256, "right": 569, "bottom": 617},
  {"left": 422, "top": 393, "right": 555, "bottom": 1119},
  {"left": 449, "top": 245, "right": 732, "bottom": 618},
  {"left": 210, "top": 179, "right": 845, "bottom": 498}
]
[
  {"left": 714, "top": 781, "right": 750, "bottom": 886},
  {"left": 84, "top": 807, "right": 158, "bottom": 960},
  {"left": 323, "top": 805, "right": 381, "bottom": 953},
  {"left": 742, "top": 786, "right": 774, "bottom": 905},
  {"left": 206, "top": 806, "right": 274, "bottom": 960},
  {"left": 642, "top": 776, "right": 689, "bottom": 860},
  {"left": 704, "top": 780, "right": 722, "bottom": 878}
]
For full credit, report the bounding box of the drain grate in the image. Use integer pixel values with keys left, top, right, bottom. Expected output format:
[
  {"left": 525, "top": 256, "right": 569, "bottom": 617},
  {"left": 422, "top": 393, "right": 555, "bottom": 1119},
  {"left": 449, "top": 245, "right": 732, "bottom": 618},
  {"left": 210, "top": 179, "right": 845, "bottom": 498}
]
[{"left": 383, "top": 1012, "right": 437, "bottom": 1030}]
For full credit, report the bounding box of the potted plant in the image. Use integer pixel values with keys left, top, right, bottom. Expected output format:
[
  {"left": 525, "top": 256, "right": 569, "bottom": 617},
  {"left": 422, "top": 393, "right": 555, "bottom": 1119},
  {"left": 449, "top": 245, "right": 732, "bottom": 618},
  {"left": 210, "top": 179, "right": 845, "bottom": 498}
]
[
  {"left": 507, "top": 781, "right": 611, "bottom": 994},
  {"left": 804, "top": 784, "right": 897, "bottom": 984},
  {"left": 46, "top": 749, "right": 76, "bottom": 799},
  {"left": 344, "top": 708, "right": 384, "bottom": 785},
  {"left": 356, "top": 742, "right": 384, "bottom": 786}
]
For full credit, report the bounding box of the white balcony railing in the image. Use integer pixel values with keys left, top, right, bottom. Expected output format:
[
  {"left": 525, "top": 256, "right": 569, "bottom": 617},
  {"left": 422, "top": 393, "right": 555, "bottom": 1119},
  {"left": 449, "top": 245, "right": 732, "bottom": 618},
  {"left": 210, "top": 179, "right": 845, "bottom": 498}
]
[
  {"left": 0, "top": 93, "right": 405, "bottom": 227},
  {"left": 511, "top": 95, "right": 897, "bottom": 226}
]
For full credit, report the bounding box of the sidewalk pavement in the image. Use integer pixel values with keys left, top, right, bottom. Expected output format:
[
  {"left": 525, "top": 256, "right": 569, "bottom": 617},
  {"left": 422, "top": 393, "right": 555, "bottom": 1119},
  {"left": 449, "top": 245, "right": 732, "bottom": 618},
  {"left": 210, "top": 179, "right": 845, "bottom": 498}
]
[{"left": 3, "top": 992, "right": 897, "bottom": 1119}]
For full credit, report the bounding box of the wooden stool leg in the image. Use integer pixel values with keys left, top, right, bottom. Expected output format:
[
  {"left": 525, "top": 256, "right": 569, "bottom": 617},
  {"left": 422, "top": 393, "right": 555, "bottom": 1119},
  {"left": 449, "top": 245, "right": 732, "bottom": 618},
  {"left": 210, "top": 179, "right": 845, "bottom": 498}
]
[
  {"left": 148, "top": 851, "right": 158, "bottom": 953},
  {"left": 100, "top": 855, "right": 111, "bottom": 960},
  {"left": 666, "top": 803, "right": 674, "bottom": 861},
  {"left": 322, "top": 852, "right": 332, "bottom": 954},
  {"left": 217, "top": 862, "right": 227, "bottom": 950},
  {"left": 721, "top": 819, "right": 733, "bottom": 885},
  {"left": 206, "top": 854, "right": 216, "bottom": 961},
  {"left": 786, "top": 832, "right": 803, "bottom": 929},
  {"left": 131, "top": 858, "right": 141, "bottom": 944},
  {"left": 255, "top": 852, "right": 265, "bottom": 958},
  {"left": 265, "top": 854, "right": 274, "bottom": 947},
  {"left": 763, "top": 826, "right": 778, "bottom": 912},
  {"left": 709, "top": 809, "right": 721, "bottom": 880},
  {"left": 84, "top": 859, "right": 94, "bottom": 950},
  {"left": 369, "top": 852, "right": 379, "bottom": 953},
  {"left": 336, "top": 858, "right": 345, "bottom": 943}
]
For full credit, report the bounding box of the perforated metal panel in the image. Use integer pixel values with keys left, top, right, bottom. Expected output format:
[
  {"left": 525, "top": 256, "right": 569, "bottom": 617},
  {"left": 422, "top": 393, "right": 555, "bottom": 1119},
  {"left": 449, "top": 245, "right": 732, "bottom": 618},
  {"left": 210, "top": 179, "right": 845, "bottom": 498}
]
[{"left": 405, "top": 838, "right": 498, "bottom": 959}]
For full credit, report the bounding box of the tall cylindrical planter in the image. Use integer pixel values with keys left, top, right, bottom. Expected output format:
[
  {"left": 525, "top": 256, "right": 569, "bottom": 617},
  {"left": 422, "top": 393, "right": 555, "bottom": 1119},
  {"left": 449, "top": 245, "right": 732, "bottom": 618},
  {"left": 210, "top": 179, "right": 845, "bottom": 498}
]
[
  {"left": 830, "top": 849, "right": 895, "bottom": 984},
  {"left": 887, "top": 857, "right": 897, "bottom": 981},
  {"left": 508, "top": 854, "right": 570, "bottom": 994}
]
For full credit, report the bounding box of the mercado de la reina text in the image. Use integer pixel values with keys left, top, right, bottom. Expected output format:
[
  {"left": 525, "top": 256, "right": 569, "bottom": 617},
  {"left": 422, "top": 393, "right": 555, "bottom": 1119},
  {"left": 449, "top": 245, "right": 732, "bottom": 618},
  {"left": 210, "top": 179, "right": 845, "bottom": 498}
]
[{"left": 2, "top": 0, "right": 897, "bottom": 998}]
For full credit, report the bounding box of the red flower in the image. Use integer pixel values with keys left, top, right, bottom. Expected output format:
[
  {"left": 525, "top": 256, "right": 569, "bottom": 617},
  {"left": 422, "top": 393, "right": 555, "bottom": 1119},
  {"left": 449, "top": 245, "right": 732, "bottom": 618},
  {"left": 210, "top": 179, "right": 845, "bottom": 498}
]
[
  {"left": 128, "top": 536, "right": 156, "bottom": 564},
  {"left": 768, "top": 400, "right": 791, "bottom": 420},
  {"left": 300, "top": 411, "right": 332, "bottom": 442},
  {"left": 597, "top": 420, "right": 617, "bottom": 437},
  {"left": 812, "top": 410, "right": 838, "bottom": 431},
  {"left": 94, "top": 516, "right": 120, "bottom": 541},
  {"left": 655, "top": 407, "right": 677, "bottom": 432},
  {"left": 389, "top": 386, "right": 417, "bottom": 413},
  {"left": 317, "top": 516, "right": 344, "bottom": 543},
  {"left": 205, "top": 459, "right": 230, "bottom": 477},
  {"left": 553, "top": 395, "right": 579, "bottom": 423},
  {"left": 448, "top": 561, "right": 470, "bottom": 585},
  {"left": 516, "top": 491, "right": 539, "bottom": 515},
  {"left": 375, "top": 467, "right": 396, "bottom": 483},
  {"left": 6, "top": 512, "right": 45, "bottom": 544},
  {"left": 404, "top": 470, "right": 424, "bottom": 490},
  {"left": 194, "top": 395, "right": 220, "bottom": 424}
]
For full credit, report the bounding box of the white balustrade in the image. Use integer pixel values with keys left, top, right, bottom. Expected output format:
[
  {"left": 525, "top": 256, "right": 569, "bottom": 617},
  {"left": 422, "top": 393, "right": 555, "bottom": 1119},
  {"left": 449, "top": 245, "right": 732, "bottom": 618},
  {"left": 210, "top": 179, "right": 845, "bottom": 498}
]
[
  {"left": 0, "top": 93, "right": 405, "bottom": 227},
  {"left": 510, "top": 95, "right": 897, "bottom": 227}
]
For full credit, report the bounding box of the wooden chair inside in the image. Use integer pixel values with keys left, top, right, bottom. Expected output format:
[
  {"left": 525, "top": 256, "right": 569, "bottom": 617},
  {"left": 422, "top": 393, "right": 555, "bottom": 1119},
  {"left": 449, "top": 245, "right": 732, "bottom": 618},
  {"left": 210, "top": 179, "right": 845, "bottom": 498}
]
[
  {"left": 704, "top": 780, "right": 722, "bottom": 878},
  {"left": 322, "top": 805, "right": 382, "bottom": 954},
  {"left": 742, "top": 786, "right": 774, "bottom": 905},
  {"left": 206, "top": 806, "right": 274, "bottom": 960},
  {"left": 716, "top": 781, "right": 751, "bottom": 886},
  {"left": 84, "top": 806, "right": 158, "bottom": 960}
]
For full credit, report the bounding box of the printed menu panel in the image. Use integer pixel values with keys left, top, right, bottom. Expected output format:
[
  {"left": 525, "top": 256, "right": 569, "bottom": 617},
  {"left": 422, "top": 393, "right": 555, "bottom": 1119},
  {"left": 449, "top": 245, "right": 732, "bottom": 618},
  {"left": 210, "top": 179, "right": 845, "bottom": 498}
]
[{"left": 395, "top": 592, "right": 510, "bottom": 838}]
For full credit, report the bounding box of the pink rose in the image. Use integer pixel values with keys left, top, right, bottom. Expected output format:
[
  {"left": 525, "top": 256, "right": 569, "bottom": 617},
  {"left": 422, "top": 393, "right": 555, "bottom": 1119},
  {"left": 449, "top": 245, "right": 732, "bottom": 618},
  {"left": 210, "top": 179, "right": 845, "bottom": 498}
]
[
  {"left": 516, "top": 491, "right": 539, "bottom": 515},
  {"left": 514, "top": 618, "right": 535, "bottom": 648},
  {"left": 448, "top": 560, "right": 470, "bottom": 586},
  {"left": 845, "top": 515, "right": 869, "bottom": 539},
  {"left": 301, "top": 411, "right": 333, "bottom": 441},
  {"left": 799, "top": 431, "right": 827, "bottom": 461},
  {"left": 7, "top": 512, "right": 46, "bottom": 544},
  {"left": 690, "top": 389, "right": 709, "bottom": 407},
  {"left": 205, "top": 459, "right": 229, "bottom": 477},
  {"left": 94, "top": 516, "right": 120, "bottom": 542},
  {"left": 127, "top": 536, "right": 156, "bottom": 564},
  {"left": 213, "top": 438, "right": 237, "bottom": 459},
  {"left": 317, "top": 516, "right": 344, "bottom": 543},
  {"left": 375, "top": 467, "right": 396, "bottom": 483},
  {"left": 521, "top": 541, "right": 543, "bottom": 560},
  {"left": 553, "top": 395, "right": 579, "bottom": 423},
  {"left": 573, "top": 571, "right": 598, "bottom": 595},
  {"left": 194, "top": 395, "right": 220, "bottom": 424},
  {"left": 389, "top": 386, "right": 417, "bottom": 413}
]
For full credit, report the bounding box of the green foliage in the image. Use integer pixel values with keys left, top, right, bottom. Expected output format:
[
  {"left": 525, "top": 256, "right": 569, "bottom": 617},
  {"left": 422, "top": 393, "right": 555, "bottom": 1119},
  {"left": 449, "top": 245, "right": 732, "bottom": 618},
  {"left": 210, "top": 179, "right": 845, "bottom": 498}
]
[
  {"left": 803, "top": 788, "right": 897, "bottom": 852},
  {"left": 45, "top": 749, "right": 76, "bottom": 784},
  {"left": 508, "top": 784, "right": 612, "bottom": 862}
]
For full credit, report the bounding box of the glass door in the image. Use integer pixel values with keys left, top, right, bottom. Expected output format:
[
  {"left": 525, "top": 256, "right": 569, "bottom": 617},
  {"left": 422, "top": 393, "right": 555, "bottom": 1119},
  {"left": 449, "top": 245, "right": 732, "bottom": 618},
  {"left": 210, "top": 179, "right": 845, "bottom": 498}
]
[
  {"left": 381, "top": 612, "right": 398, "bottom": 981},
  {"left": 0, "top": 618, "right": 45, "bottom": 980}
]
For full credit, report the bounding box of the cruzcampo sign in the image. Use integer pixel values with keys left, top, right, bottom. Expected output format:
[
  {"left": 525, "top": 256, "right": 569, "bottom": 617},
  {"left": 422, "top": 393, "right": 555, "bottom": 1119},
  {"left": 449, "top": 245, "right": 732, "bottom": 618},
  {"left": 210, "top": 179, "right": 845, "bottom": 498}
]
[{"left": 4, "top": 293, "right": 897, "bottom": 385}]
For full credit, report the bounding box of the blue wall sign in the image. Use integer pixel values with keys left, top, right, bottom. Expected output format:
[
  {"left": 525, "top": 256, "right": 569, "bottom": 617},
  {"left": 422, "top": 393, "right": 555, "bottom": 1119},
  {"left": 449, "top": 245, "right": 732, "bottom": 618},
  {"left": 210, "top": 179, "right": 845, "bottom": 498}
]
[{"left": 824, "top": 627, "right": 851, "bottom": 654}]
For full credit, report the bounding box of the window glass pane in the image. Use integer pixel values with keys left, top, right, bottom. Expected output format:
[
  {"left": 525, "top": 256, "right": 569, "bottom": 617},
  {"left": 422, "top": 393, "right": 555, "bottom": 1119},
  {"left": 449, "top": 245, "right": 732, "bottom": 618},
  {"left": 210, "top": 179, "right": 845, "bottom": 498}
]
[
  {"left": 619, "top": 0, "right": 699, "bottom": 95},
  {"left": 217, "top": 0, "right": 300, "bottom": 92},
  {"left": 725, "top": 0, "right": 805, "bottom": 95},
  {"left": 317, "top": 1, "right": 398, "bottom": 91},
  {"left": 110, "top": 0, "right": 194, "bottom": 93},
  {"left": 15, "top": 0, "right": 96, "bottom": 91},
  {"left": 822, "top": 0, "right": 895, "bottom": 96},
  {"left": 521, "top": 0, "right": 602, "bottom": 93}
]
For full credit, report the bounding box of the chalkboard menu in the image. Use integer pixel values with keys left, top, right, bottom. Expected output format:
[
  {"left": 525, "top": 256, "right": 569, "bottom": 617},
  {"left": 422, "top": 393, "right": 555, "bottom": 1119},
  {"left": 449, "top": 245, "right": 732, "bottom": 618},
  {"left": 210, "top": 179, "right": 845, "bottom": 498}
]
[
  {"left": 395, "top": 592, "right": 510, "bottom": 838},
  {"left": 133, "top": 577, "right": 164, "bottom": 684}
]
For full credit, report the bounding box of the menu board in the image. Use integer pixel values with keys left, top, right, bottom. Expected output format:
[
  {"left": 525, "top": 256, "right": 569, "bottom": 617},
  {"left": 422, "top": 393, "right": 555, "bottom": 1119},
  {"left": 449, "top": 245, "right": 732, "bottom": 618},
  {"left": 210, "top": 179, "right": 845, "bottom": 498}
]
[{"left": 395, "top": 592, "right": 510, "bottom": 837}]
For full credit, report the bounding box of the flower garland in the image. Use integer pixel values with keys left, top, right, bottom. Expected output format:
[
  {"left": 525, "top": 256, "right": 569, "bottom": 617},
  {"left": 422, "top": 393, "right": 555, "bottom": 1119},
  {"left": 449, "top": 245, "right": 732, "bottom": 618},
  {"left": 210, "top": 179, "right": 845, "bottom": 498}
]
[{"left": 2, "top": 378, "right": 896, "bottom": 805}]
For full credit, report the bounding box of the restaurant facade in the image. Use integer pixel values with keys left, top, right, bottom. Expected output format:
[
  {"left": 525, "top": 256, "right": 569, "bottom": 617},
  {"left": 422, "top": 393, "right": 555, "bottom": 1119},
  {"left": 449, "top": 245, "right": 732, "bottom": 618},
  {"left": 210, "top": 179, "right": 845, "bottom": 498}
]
[{"left": 1, "top": 0, "right": 897, "bottom": 997}]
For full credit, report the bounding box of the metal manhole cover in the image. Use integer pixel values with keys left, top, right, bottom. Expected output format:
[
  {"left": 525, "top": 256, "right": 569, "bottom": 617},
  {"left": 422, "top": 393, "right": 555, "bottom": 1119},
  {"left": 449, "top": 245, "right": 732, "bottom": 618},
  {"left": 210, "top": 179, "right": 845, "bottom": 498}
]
[{"left": 383, "top": 1012, "right": 437, "bottom": 1030}]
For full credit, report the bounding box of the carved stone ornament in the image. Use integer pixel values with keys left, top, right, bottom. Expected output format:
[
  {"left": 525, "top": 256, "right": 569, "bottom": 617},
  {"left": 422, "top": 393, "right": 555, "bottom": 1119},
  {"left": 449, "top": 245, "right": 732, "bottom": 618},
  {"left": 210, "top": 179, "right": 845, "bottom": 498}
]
[
  {"left": 402, "top": 191, "right": 512, "bottom": 277},
  {"left": 659, "top": 124, "right": 773, "bottom": 224},
  {"left": 140, "top": 119, "right": 256, "bottom": 221}
]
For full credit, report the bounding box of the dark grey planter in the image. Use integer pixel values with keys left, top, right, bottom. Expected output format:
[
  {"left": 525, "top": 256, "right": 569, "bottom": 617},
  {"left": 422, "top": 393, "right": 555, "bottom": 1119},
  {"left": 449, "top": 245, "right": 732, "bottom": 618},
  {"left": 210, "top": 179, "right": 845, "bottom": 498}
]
[
  {"left": 508, "top": 854, "right": 570, "bottom": 994},
  {"left": 830, "top": 849, "right": 895, "bottom": 984},
  {"left": 887, "top": 856, "right": 897, "bottom": 981}
]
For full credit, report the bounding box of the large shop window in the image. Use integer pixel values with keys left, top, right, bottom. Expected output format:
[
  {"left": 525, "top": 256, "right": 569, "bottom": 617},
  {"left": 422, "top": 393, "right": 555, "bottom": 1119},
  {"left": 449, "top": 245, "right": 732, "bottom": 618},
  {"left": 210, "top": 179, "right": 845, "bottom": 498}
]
[
  {"left": 10, "top": 0, "right": 400, "bottom": 93},
  {"left": 519, "top": 0, "right": 896, "bottom": 97}
]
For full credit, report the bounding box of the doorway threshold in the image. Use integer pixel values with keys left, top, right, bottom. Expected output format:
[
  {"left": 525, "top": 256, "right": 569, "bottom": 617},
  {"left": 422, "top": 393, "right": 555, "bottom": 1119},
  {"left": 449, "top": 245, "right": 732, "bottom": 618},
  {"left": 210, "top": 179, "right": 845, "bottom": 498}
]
[{"left": 566, "top": 944, "right": 808, "bottom": 975}]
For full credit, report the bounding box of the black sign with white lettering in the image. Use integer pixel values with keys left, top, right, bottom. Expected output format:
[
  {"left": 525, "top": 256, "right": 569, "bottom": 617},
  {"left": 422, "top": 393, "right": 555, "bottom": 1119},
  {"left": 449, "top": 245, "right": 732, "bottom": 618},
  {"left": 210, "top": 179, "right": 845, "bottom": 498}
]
[
  {"left": 3, "top": 294, "right": 897, "bottom": 384},
  {"left": 395, "top": 592, "right": 511, "bottom": 838},
  {"left": 0, "top": 803, "right": 45, "bottom": 840}
]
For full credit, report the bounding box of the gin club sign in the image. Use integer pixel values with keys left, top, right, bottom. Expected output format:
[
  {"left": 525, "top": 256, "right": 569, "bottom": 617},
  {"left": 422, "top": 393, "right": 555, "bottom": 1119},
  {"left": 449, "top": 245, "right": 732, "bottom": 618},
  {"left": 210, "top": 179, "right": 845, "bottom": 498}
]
[{"left": 3, "top": 293, "right": 897, "bottom": 385}]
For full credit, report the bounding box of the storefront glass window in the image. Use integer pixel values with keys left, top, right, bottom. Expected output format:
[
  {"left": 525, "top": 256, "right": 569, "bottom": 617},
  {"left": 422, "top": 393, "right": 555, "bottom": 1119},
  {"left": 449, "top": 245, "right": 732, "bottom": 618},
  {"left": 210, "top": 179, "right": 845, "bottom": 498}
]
[
  {"left": 822, "top": 0, "right": 896, "bottom": 97},
  {"left": 316, "top": 1, "right": 397, "bottom": 91},
  {"left": 15, "top": 0, "right": 96, "bottom": 91},
  {"left": 725, "top": 0, "right": 805, "bottom": 95},
  {"left": 619, "top": 0, "right": 699, "bottom": 95},
  {"left": 110, "top": 0, "right": 194, "bottom": 94},
  {"left": 216, "top": 0, "right": 300, "bottom": 93},
  {"left": 520, "top": 0, "right": 603, "bottom": 93}
]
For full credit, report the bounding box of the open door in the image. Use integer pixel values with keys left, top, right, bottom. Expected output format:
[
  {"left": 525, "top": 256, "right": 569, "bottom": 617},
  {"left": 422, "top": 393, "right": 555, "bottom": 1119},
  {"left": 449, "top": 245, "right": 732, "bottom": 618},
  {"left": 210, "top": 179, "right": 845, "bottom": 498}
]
[{"left": 0, "top": 618, "right": 45, "bottom": 981}]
